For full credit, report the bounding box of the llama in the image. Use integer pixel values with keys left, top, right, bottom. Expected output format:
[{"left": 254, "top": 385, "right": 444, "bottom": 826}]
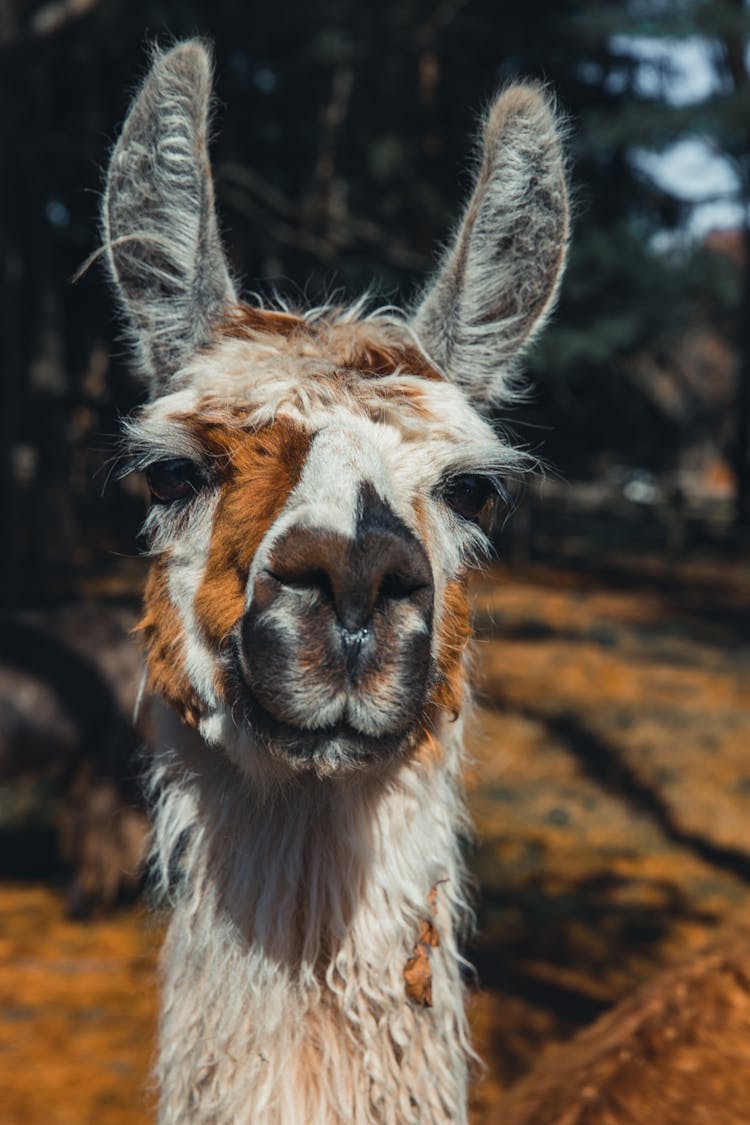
[{"left": 102, "top": 41, "right": 568, "bottom": 1124}]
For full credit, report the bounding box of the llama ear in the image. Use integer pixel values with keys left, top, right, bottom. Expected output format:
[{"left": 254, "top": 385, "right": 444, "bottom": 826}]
[
  {"left": 412, "top": 84, "right": 568, "bottom": 406},
  {"left": 102, "top": 40, "right": 236, "bottom": 392}
]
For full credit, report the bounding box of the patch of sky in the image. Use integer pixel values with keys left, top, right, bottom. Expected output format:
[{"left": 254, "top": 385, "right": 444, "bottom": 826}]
[
  {"left": 609, "top": 34, "right": 724, "bottom": 105},
  {"left": 639, "top": 145, "right": 745, "bottom": 248},
  {"left": 612, "top": 33, "right": 746, "bottom": 242},
  {"left": 45, "top": 197, "right": 70, "bottom": 228}
]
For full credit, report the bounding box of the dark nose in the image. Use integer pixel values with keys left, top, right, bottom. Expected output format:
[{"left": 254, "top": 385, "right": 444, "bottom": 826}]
[{"left": 266, "top": 488, "right": 433, "bottom": 632}]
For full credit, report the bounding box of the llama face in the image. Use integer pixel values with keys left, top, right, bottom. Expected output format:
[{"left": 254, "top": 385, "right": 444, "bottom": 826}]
[
  {"left": 104, "top": 42, "right": 568, "bottom": 778},
  {"left": 129, "top": 312, "right": 514, "bottom": 773}
]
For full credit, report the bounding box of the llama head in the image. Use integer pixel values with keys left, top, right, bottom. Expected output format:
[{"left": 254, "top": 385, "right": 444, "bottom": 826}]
[{"left": 105, "top": 41, "right": 568, "bottom": 780}]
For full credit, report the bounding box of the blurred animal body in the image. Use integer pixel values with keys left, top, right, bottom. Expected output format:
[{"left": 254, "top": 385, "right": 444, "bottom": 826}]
[
  {"left": 0, "top": 609, "right": 148, "bottom": 914},
  {"left": 102, "top": 41, "right": 568, "bottom": 1124},
  {"left": 498, "top": 922, "right": 750, "bottom": 1125}
]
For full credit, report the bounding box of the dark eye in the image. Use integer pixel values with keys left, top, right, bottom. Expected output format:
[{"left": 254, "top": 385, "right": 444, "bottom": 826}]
[
  {"left": 442, "top": 474, "right": 494, "bottom": 521},
  {"left": 145, "top": 458, "right": 203, "bottom": 503}
]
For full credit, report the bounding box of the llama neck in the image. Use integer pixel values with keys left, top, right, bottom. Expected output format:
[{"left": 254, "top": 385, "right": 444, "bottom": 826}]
[{"left": 150, "top": 705, "right": 472, "bottom": 1125}]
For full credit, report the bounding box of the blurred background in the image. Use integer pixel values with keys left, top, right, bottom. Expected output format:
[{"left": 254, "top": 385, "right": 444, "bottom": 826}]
[{"left": 1, "top": 1, "right": 749, "bottom": 1122}]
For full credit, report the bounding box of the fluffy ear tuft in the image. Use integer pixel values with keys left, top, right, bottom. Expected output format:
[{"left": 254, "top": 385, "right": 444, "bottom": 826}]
[
  {"left": 412, "top": 83, "right": 569, "bottom": 406},
  {"left": 102, "top": 40, "right": 236, "bottom": 393}
]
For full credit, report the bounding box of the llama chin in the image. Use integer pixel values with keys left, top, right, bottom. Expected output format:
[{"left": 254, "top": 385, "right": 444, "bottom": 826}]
[{"left": 102, "top": 39, "right": 568, "bottom": 1124}]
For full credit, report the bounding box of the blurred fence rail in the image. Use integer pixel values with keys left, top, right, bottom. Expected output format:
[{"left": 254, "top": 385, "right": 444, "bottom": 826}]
[{"left": 507, "top": 475, "right": 741, "bottom": 566}]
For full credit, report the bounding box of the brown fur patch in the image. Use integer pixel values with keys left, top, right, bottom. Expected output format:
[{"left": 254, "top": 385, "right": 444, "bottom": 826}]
[
  {"left": 136, "top": 559, "right": 203, "bottom": 726},
  {"left": 404, "top": 886, "right": 440, "bottom": 1007},
  {"left": 413, "top": 578, "right": 472, "bottom": 765},
  {"left": 222, "top": 305, "right": 306, "bottom": 340},
  {"left": 345, "top": 339, "right": 443, "bottom": 381},
  {"left": 431, "top": 578, "right": 472, "bottom": 720},
  {"left": 193, "top": 417, "right": 313, "bottom": 651},
  {"left": 220, "top": 302, "right": 444, "bottom": 382}
]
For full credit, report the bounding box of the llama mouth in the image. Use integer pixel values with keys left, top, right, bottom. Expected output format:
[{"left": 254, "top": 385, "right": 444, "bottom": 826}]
[{"left": 235, "top": 681, "right": 410, "bottom": 764}]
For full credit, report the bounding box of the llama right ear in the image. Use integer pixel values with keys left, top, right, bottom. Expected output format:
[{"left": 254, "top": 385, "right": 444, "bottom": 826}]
[
  {"left": 412, "top": 84, "right": 569, "bottom": 406},
  {"left": 102, "top": 40, "right": 236, "bottom": 393}
]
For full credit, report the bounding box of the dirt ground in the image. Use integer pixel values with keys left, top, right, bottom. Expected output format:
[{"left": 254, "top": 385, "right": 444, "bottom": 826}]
[{"left": 1, "top": 557, "right": 749, "bottom": 1123}]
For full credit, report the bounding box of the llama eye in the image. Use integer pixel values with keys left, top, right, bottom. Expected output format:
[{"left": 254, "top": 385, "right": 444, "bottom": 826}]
[
  {"left": 145, "top": 458, "right": 203, "bottom": 503},
  {"left": 442, "top": 474, "right": 494, "bottom": 521}
]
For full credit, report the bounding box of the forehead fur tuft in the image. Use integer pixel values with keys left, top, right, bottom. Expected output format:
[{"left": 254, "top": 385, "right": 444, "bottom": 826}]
[{"left": 219, "top": 302, "right": 444, "bottom": 382}]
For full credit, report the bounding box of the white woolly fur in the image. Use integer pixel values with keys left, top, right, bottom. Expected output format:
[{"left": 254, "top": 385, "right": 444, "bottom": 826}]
[{"left": 148, "top": 700, "right": 473, "bottom": 1124}]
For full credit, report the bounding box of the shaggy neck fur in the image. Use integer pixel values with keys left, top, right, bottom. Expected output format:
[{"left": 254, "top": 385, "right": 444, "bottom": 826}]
[{"left": 149, "top": 705, "right": 473, "bottom": 1125}]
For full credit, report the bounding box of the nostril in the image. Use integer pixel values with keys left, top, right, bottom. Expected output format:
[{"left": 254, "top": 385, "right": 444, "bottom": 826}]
[
  {"left": 377, "top": 570, "right": 427, "bottom": 603},
  {"left": 264, "top": 523, "right": 433, "bottom": 633},
  {"left": 267, "top": 566, "right": 335, "bottom": 605}
]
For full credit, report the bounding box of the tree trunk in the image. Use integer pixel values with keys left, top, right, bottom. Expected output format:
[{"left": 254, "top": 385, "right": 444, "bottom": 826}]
[
  {"left": 0, "top": 43, "right": 22, "bottom": 607},
  {"left": 737, "top": 223, "right": 750, "bottom": 530}
]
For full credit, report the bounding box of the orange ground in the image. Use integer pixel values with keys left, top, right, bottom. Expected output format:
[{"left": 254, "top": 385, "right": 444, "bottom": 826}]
[
  {"left": 0, "top": 887, "right": 159, "bottom": 1124},
  {"left": 1, "top": 558, "right": 749, "bottom": 1123}
]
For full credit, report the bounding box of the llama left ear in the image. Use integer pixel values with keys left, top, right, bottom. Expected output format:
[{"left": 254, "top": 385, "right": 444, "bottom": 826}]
[
  {"left": 412, "top": 84, "right": 569, "bottom": 406},
  {"left": 102, "top": 40, "right": 236, "bottom": 392}
]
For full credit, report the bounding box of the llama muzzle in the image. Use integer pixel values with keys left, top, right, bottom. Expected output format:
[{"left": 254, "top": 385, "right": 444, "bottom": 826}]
[{"left": 236, "top": 482, "right": 435, "bottom": 767}]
